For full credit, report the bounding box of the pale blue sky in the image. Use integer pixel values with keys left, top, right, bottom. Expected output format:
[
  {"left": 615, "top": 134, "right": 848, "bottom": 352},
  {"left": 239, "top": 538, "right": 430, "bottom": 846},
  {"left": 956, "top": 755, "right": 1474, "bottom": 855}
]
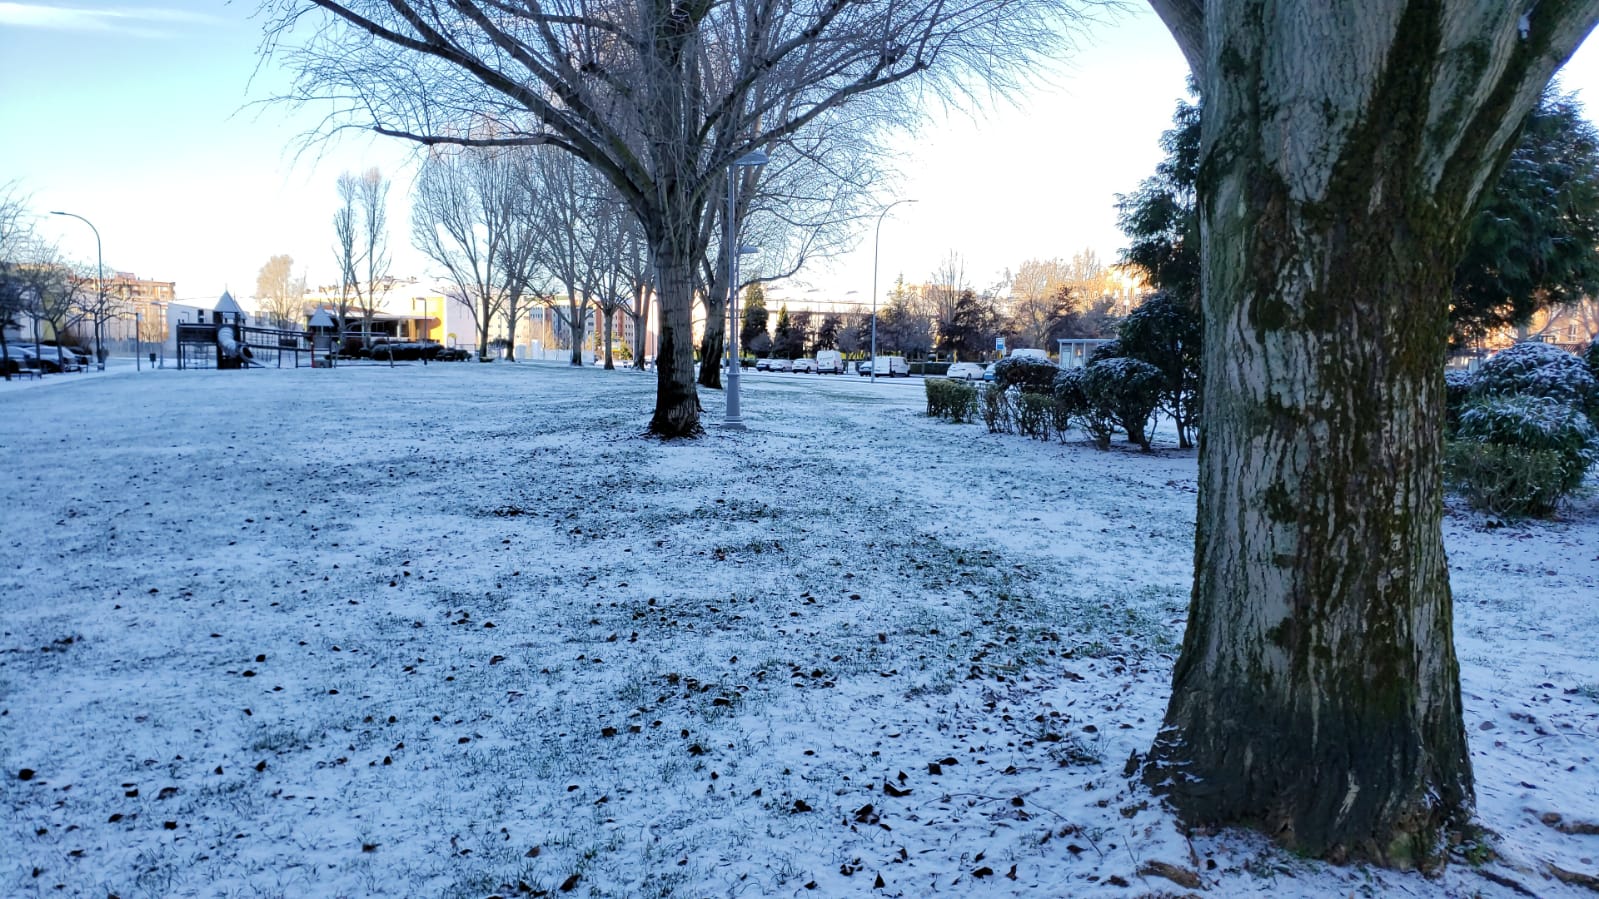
[{"left": 4, "top": 3, "right": 1599, "bottom": 309}]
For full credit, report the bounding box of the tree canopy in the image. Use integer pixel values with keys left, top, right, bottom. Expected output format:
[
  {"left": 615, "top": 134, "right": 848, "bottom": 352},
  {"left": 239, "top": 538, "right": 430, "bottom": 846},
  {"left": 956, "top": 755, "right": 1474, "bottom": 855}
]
[{"left": 1451, "top": 88, "right": 1599, "bottom": 345}]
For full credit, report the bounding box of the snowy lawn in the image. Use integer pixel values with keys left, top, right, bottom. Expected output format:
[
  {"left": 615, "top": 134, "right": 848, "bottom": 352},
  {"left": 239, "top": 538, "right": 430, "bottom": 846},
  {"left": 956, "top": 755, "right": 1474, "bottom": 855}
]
[{"left": 2, "top": 361, "right": 1596, "bottom": 898}]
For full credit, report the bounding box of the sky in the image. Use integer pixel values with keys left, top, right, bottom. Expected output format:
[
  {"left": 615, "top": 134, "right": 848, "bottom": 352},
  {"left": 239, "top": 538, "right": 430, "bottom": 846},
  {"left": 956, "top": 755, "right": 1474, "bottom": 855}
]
[{"left": 4, "top": 3, "right": 1599, "bottom": 310}]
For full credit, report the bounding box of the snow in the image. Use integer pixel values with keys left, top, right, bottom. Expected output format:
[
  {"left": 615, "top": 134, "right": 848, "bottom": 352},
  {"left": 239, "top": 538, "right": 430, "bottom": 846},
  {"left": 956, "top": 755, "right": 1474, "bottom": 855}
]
[{"left": 2, "top": 360, "right": 1597, "bottom": 898}]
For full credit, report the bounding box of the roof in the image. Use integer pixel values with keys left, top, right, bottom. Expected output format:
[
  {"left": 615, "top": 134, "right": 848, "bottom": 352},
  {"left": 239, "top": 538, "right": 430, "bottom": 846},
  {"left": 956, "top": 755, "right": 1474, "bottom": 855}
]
[{"left": 214, "top": 291, "right": 244, "bottom": 315}]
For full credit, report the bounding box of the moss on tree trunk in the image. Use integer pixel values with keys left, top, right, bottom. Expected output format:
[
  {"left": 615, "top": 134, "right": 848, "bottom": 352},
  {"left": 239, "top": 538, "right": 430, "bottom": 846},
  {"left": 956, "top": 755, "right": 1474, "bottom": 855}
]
[{"left": 649, "top": 253, "right": 704, "bottom": 438}]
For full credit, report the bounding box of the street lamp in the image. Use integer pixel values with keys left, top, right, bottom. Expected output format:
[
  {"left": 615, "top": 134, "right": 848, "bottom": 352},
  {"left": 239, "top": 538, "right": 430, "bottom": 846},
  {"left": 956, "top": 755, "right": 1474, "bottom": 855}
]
[
  {"left": 51, "top": 210, "right": 105, "bottom": 370},
  {"left": 724, "top": 148, "right": 769, "bottom": 430},
  {"left": 870, "top": 199, "right": 916, "bottom": 382}
]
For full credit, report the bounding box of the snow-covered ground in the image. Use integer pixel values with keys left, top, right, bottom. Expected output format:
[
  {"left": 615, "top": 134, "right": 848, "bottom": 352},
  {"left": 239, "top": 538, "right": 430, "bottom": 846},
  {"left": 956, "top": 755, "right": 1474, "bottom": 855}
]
[{"left": 1, "top": 361, "right": 1596, "bottom": 898}]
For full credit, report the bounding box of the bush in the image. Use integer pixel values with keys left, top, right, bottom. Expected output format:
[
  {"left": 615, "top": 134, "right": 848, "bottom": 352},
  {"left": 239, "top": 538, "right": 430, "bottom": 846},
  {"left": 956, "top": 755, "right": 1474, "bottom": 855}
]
[
  {"left": 1446, "top": 442, "right": 1585, "bottom": 518},
  {"left": 990, "top": 355, "right": 1059, "bottom": 394},
  {"left": 980, "top": 383, "right": 1012, "bottom": 434},
  {"left": 1444, "top": 368, "right": 1475, "bottom": 435},
  {"left": 911, "top": 361, "right": 951, "bottom": 377},
  {"left": 1015, "top": 393, "right": 1055, "bottom": 441},
  {"left": 1447, "top": 395, "right": 1596, "bottom": 516},
  {"left": 1470, "top": 341, "right": 1599, "bottom": 424},
  {"left": 1117, "top": 292, "right": 1202, "bottom": 448},
  {"left": 1089, "top": 339, "right": 1125, "bottom": 365},
  {"left": 925, "top": 378, "right": 978, "bottom": 423},
  {"left": 1052, "top": 368, "right": 1088, "bottom": 441},
  {"left": 1082, "top": 358, "right": 1164, "bottom": 450},
  {"left": 1586, "top": 335, "right": 1599, "bottom": 384}
]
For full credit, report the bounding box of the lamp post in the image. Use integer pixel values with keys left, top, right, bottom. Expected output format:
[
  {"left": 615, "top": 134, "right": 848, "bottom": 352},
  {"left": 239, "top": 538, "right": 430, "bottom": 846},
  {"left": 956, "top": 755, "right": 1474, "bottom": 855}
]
[
  {"left": 724, "top": 148, "right": 769, "bottom": 430},
  {"left": 50, "top": 211, "right": 105, "bottom": 370},
  {"left": 870, "top": 199, "right": 916, "bottom": 382}
]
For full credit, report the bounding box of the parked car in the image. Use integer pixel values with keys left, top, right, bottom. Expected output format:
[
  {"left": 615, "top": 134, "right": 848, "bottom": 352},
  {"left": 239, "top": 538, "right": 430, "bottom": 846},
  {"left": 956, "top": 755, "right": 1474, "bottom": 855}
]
[
  {"left": 859, "top": 355, "right": 908, "bottom": 377},
  {"left": 754, "top": 358, "right": 772, "bottom": 371},
  {"left": 768, "top": 358, "right": 793, "bottom": 372},
  {"left": 983, "top": 364, "right": 997, "bottom": 382},
  {"left": 946, "top": 362, "right": 986, "bottom": 381},
  {"left": 815, "top": 350, "right": 845, "bottom": 374},
  {"left": 22, "top": 345, "right": 80, "bottom": 373},
  {"left": 43, "top": 343, "right": 92, "bottom": 368},
  {"left": 792, "top": 357, "right": 818, "bottom": 373}
]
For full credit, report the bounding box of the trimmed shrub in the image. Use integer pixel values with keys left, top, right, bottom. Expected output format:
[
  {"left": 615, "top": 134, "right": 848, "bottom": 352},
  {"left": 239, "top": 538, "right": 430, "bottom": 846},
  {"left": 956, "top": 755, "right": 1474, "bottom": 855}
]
[
  {"left": 1448, "top": 395, "right": 1596, "bottom": 516},
  {"left": 1470, "top": 341, "right": 1599, "bottom": 425},
  {"left": 1586, "top": 335, "right": 1599, "bottom": 384},
  {"left": 911, "top": 361, "right": 951, "bottom": 377},
  {"left": 1015, "top": 393, "right": 1055, "bottom": 441},
  {"left": 1052, "top": 368, "right": 1089, "bottom": 442},
  {"left": 1089, "top": 339, "right": 1125, "bottom": 365},
  {"left": 925, "top": 378, "right": 978, "bottom": 423},
  {"left": 991, "top": 355, "right": 1059, "bottom": 394},
  {"left": 1082, "top": 357, "right": 1164, "bottom": 451},
  {"left": 979, "top": 383, "right": 1012, "bottom": 434}
]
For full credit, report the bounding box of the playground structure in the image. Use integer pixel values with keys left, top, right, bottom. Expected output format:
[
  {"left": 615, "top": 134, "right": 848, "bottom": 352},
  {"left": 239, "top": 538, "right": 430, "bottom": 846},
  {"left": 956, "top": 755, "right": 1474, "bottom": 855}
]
[{"left": 175, "top": 292, "right": 316, "bottom": 370}]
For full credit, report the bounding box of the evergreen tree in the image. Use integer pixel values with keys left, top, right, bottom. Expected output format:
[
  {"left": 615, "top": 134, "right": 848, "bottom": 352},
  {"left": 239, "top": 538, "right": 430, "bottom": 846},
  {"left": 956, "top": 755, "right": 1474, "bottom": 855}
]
[
  {"left": 1451, "top": 88, "right": 1599, "bottom": 345},
  {"left": 772, "top": 304, "right": 799, "bottom": 359},
  {"left": 740, "top": 285, "right": 769, "bottom": 350},
  {"left": 1115, "top": 81, "right": 1200, "bottom": 304}
]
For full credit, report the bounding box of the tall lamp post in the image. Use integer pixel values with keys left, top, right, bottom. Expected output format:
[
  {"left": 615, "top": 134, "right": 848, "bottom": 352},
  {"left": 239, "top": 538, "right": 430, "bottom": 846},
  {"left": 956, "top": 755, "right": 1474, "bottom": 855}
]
[
  {"left": 51, "top": 210, "right": 105, "bottom": 370},
  {"left": 724, "top": 148, "right": 769, "bottom": 430},
  {"left": 870, "top": 199, "right": 916, "bottom": 382}
]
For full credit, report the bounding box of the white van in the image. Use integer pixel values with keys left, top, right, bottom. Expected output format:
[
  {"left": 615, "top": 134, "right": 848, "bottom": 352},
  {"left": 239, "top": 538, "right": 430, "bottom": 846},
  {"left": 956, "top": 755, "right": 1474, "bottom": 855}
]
[
  {"left": 864, "top": 355, "right": 909, "bottom": 377},
  {"left": 815, "top": 350, "right": 844, "bottom": 374},
  {"left": 1010, "top": 347, "right": 1050, "bottom": 362}
]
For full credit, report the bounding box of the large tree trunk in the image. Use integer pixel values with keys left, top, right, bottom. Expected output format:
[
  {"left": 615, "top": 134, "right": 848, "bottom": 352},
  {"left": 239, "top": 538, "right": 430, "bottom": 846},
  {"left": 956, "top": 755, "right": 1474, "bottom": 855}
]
[
  {"left": 567, "top": 300, "right": 585, "bottom": 366},
  {"left": 602, "top": 307, "right": 616, "bottom": 370},
  {"left": 1143, "top": 0, "right": 1598, "bottom": 870},
  {"left": 505, "top": 298, "right": 519, "bottom": 362},
  {"left": 698, "top": 270, "right": 727, "bottom": 389},
  {"left": 476, "top": 298, "right": 492, "bottom": 361},
  {"left": 650, "top": 251, "right": 703, "bottom": 437}
]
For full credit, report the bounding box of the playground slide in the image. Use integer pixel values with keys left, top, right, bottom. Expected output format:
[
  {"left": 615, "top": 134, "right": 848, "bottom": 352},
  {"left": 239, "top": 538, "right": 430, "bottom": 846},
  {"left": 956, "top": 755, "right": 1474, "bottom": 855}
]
[{"left": 217, "top": 326, "right": 260, "bottom": 367}]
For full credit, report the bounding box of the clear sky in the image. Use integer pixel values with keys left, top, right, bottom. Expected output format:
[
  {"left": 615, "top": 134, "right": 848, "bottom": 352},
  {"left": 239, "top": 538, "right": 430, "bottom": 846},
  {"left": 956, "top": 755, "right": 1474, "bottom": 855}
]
[{"left": 4, "top": 3, "right": 1599, "bottom": 310}]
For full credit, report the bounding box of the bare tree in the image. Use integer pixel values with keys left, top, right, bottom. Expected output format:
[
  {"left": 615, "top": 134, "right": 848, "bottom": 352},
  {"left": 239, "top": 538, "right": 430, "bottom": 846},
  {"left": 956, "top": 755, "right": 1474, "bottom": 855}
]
[
  {"left": 924, "top": 251, "right": 970, "bottom": 355},
  {"left": 1141, "top": 0, "right": 1599, "bottom": 867},
  {"left": 0, "top": 180, "right": 33, "bottom": 378},
  {"left": 696, "top": 107, "right": 887, "bottom": 388},
  {"left": 411, "top": 147, "right": 514, "bottom": 359},
  {"left": 351, "top": 168, "right": 394, "bottom": 346},
  {"left": 71, "top": 266, "right": 125, "bottom": 359},
  {"left": 583, "top": 188, "right": 643, "bottom": 370},
  {"left": 13, "top": 238, "right": 86, "bottom": 368},
  {"left": 255, "top": 254, "right": 307, "bottom": 328},
  {"left": 265, "top": 0, "right": 1088, "bottom": 437},
  {"left": 1006, "top": 257, "right": 1068, "bottom": 349},
  {"left": 614, "top": 212, "right": 655, "bottom": 370},
  {"left": 533, "top": 149, "right": 603, "bottom": 366},
  {"left": 332, "top": 172, "right": 360, "bottom": 349},
  {"left": 497, "top": 150, "right": 547, "bottom": 361}
]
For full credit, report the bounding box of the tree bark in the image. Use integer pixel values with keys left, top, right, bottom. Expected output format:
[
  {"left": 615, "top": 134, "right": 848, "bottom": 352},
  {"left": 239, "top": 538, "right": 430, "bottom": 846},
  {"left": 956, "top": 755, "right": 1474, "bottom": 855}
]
[
  {"left": 602, "top": 306, "right": 616, "bottom": 370},
  {"left": 1142, "top": 0, "right": 1599, "bottom": 869},
  {"left": 650, "top": 251, "right": 704, "bottom": 438},
  {"left": 698, "top": 321, "right": 724, "bottom": 389},
  {"left": 505, "top": 298, "right": 519, "bottom": 361},
  {"left": 567, "top": 302, "right": 585, "bottom": 366}
]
